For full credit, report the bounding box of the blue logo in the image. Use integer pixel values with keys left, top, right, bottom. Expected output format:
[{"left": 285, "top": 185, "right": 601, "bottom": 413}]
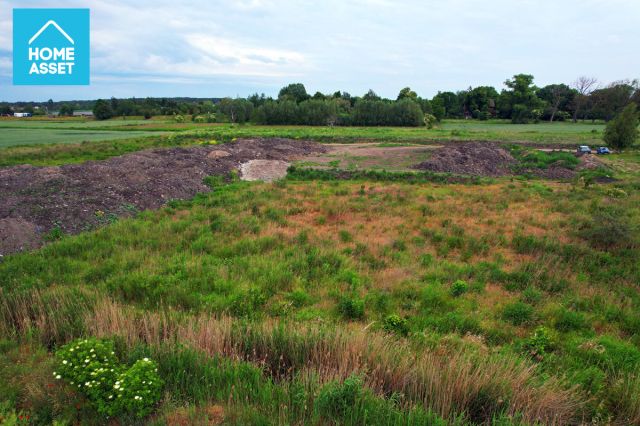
[{"left": 13, "top": 9, "right": 90, "bottom": 85}]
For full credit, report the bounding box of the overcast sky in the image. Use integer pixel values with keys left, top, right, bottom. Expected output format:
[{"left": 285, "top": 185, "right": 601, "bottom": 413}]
[{"left": 1, "top": 0, "right": 638, "bottom": 102}]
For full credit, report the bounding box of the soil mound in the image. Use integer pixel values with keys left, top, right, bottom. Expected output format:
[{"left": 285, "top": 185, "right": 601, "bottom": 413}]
[
  {"left": 413, "top": 142, "right": 517, "bottom": 176},
  {"left": 0, "top": 138, "right": 326, "bottom": 255}
]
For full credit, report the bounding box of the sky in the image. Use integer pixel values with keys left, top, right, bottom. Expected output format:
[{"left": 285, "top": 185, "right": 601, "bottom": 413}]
[{"left": 1, "top": 0, "right": 639, "bottom": 102}]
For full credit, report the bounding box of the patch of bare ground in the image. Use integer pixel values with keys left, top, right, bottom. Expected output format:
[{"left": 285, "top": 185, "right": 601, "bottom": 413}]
[{"left": 0, "top": 138, "right": 326, "bottom": 255}]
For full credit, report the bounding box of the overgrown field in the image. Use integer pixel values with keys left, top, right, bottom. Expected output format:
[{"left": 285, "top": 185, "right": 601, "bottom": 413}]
[{"left": 1, "top": 164, "right": 640, "bottom": 423}]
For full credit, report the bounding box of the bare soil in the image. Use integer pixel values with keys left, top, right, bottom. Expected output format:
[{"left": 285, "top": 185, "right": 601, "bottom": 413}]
[
  {"left": 301, "top": 143, "right": 439, "bottom": 171},
  {"left": 413, "top": 142, "right": 517, "bottom": 176},
  {"left": 412, "top": 142, "right": 605, "bottom": 178},
  {"left": 240, "top": 160, "right": 290, "bottom": 182},
  {"left": 0, "top": 138, "right": 326, "bottom": 256}
]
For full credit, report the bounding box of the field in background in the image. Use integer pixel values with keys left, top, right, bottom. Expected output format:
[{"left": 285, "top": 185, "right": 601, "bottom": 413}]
[{"left": 0, "top": 117, "right": 607, "bottom": 149}]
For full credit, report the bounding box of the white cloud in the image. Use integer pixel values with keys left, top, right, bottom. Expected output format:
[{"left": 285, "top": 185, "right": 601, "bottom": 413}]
[{"left": 1, "top": 0, "right": 639, "bottom": 100}]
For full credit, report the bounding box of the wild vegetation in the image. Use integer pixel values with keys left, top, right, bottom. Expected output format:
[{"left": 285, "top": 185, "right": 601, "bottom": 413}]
[
  {"left": 0, "top": 90, "right": 639, "bottom": 424},
  {"left": 1, "top": 154, "right": 640, "bottom": 424}
]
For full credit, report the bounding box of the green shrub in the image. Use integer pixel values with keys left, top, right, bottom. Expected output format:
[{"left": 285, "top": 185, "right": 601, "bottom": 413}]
[
  {"left": 449, "top": 280, "right": 469, "bottom": 297},
  {"left": 230, "top": 288, "right": 267, "bottom": 317},
  {"left": 316, "top": 374, "right": 363, "bottom": 421},
  {"left": 521, "top": 287, "right": 542, "bottom": 305},
  {"left": 577, "top": 209, "right": 636, "bottom": 250},
  {"left": 337, "top": 295, "right": 365, "bottom": 320},
  {"left": 382, "top": 314, "right": 409, "bottom": 336},
  {"left": 525, "top": 326, "right": 555, "bottom": 358},
  {"left": 502, "top": 302, "right": 534, "bottom": 326},
  {"left": 603, "top": 103, "right": 639, "bottom": 150},
  {"left": 112, "top": 358, "right": 163, "bottom": 418},
  {"left": 338, "top": 229, "right": 353, "bottom": 243},
  {"left": 55, "top": 338, "right": 163, "bottom": 419},
  {"left": 554, "top": 308, "right": 588, "bottom": 332}
]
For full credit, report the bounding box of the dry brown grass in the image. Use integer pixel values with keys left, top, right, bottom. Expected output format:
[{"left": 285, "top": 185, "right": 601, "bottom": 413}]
[{"left": 0, "top": 287, "right": 584, "bottom": 425}]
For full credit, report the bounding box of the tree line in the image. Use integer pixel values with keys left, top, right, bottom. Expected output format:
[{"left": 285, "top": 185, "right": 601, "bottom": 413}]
[{"left": 2, "top": 74, "right": 638, "bottom": 127}]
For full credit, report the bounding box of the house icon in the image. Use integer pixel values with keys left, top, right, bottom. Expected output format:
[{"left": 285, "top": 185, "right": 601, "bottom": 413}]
[{"left": 29, "top": 20, "right": 74, "bottom": 45}]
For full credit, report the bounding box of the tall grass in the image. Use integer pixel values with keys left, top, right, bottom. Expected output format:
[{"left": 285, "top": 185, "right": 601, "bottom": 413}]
[{"left": 0, "top": 286, "right": 584, "bottom": 424}]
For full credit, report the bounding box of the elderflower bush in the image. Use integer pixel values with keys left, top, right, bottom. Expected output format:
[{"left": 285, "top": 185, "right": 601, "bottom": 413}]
[{"left": 54, "top": 338, "right": 163, "bottom": 419}]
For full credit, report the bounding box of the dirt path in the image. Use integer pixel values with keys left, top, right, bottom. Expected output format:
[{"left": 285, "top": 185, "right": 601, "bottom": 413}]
[
  {"left": 0, "top": 138, "right": 326, "bottom": 256},
  {"left": 301, "top": 143, "right": 440, "bottom": 171}
]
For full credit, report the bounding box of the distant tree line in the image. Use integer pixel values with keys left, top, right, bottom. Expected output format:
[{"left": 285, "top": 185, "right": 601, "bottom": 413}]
[{"left": 2, "top": 75, "right": 637, "bottom": 126}]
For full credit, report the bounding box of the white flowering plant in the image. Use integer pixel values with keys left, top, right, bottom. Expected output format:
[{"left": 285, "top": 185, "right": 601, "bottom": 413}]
[
  {"left": 54, "top": 338, "right": 163, "bottom": 419},
  {"left": 111, "top": 358, "right": 163, "bottom": 418}
]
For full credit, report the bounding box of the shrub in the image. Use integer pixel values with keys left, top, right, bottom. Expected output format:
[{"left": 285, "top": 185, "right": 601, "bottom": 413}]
[
  {"left": 382, "top": 314, "right": 409, "bottom": 336},
  {"left": 502, "top": 302, "right": 534, "bottom": 326},
  {"left": 604, "top": 103, "right": 639, "bottom": 150},
  {"left": 315, "top": 375, "right": 363, "bottom": 421},
  {"left": 555, "top": 308, "right": 588, "bottom": 332},
  {"left": 521, "top": 287, "right": 542, "bottom": 305},
  {"left": 112, "top": 358, "right": 163, "bottom": 418},
  {"left": 337, "top": 295, "right": 365, "bottom": 320},
  {"left": 55, "top": 338, "right": 163, "bottom": 419},
  {"left": 449, "top": 280, "right": 469, "bottom": 297},
  {"left": 525, "top": 326, "right": 555, "bottom": 358},
  {"left": 577, "top": 209, "right": 636, "bottom": 250}
]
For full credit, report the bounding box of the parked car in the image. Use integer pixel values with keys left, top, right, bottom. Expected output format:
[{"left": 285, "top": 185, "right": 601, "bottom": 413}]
[
  {"left": 596, "top": 147, "right": 611, "bottom": 155},
  {"left": 577, "top": 145, "right": 592, "bottom": 154}
]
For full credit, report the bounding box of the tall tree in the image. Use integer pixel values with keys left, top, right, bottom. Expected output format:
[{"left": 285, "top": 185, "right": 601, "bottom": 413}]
[
  {"left": 397, "top": 87, "right": 418, "bottom": 101},
  {"left": 603, "top": 103, "right": 639, "bottom": 149},
  {"left": 499, "top": 74, "right": 543, "bottom": 123},
  {"left": 537, "top": 84, "right": 576, "bottom": 122},
  {"left": 278, "top": 83, "right": 310, "bottom": 103},
  {"left": 571, "top": 76, "right": 597, "bottom": 122}
]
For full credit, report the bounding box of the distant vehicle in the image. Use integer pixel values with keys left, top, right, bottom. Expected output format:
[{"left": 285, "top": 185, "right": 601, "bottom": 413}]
[
  {"left": 596, "top": 147, "right": 611, "bottom": 155},
  {"left": 577, "top": 145, "right": 591, "bottom": 154}
]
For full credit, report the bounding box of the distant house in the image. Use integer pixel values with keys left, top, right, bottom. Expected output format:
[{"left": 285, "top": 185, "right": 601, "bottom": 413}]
[
  {"left": 14, "top": 112, "right": 32, "bottom": 117},
  {"left": 73, "top": 110, "right": 94, "bottom": 117}
]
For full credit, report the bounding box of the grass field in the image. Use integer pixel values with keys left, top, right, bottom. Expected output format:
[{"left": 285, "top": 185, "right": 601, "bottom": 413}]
[
  {"left": 0, "top": 128, "right": 167, "bottom": 148},
  {"left": 0, "top": 118, "right": 612, "bottom": 168},
  {"left": 1, "top": 119, "right": 639, "bottom": 425}
]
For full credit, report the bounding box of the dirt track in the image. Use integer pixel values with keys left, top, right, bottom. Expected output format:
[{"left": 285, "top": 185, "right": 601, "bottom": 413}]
[{"left": 0, "top": 138, "right": 326, "bottom": 255}]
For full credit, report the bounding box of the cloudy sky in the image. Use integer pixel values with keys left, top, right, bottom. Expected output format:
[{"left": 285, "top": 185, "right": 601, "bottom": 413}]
[{"left": 1, "top": 0, "right": 638, "bottom": 101}]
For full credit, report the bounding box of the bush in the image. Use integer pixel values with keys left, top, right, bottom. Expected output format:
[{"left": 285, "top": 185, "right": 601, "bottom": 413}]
[
  {"left": 577, "top": 209, "right": 636, "bottom": 250},
  {"left": 525, "top": 326, "right": 555, "bottom": 358},
  {"left": 449, "top": 280, "right": 469, "bottom": 297},
  {"left": 382, "top": 314, "right": 409, "bottom": 336},
  {"left": 555, "top": 308, "right": 588, "bottom": 332},
  {"left": 502, "top": 302, "right": 534, "bottom": 326},
  {"left": 604, "top": 103, "right": 639, "bottom": 149},
  {"left": 337, "top": 295, "right": 365, "bottom": 320},
  {"left": 55, "top": 338, "right": 163, "bottom": 419},
  {"left": 316, "top": 374, "right": 363, "bottom": 421}
]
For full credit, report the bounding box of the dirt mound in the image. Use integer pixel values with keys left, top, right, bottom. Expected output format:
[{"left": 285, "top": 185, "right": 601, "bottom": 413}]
[
  {"left": 413, "top": 142, "right": 517, "bottom": 176},
  {"left": 0, "top": 138, "right": 326, "bottom": 256},
  {"left": 240, "top": 160, "right": 290, "bottom": 182}
]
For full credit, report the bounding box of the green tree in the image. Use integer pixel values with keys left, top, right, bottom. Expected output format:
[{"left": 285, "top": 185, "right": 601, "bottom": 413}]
[
  {"left": 537, "top": 84, "right": 576, "bottom": 122},
  {"left": 432, "top": 91, "right": 462, "bottom": 118},
  {"left": 58, "top": 103, "right": 74, "bottom": 116},
  {"left": 603, "top": 103, "right": 639, "bottom": 149},
  {"left": 499, "top": 74, "right": 543, "bottom": 123},
  {"left": 93, "top": 99, "right": 114, "bottom": 120},
  {"left": 278, "top": 83, "right": 310, "bottom": 103},
  {"left": 397, "top": 87, "right": 417, "bottom": 101},
  {"left": 462, "top": 86, "right": 499, "bottom": 119}
]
